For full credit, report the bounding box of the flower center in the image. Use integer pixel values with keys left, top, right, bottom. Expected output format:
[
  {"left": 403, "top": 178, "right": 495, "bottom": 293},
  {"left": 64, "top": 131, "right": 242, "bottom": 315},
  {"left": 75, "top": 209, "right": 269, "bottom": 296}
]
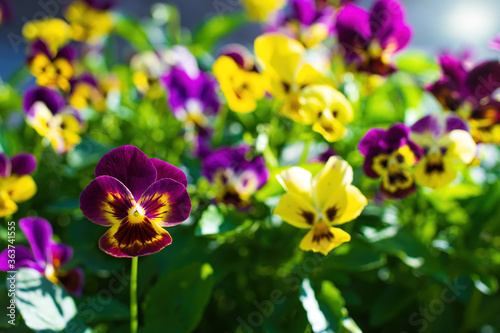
[{"left": 128, "top": 205, "right": 145, "bottom": 223}]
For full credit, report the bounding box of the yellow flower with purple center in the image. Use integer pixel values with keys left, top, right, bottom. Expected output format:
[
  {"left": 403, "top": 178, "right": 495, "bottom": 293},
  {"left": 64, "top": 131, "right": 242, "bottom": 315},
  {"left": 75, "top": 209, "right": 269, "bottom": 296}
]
[
  {"left": 411, "top": 115, "right": 476, "bottom": 189},
  {"left": 0, "top": 153, "right": 37, "bottom": 218},
  {"left": 240, "top": 0, "right": 286, "bottom": 21},
  {"left": 254, "top": 33, "right": 330, "bottom": 123},
  {"left": 202, "top": 145, "right": 269, "bottom": 209},
  {"left": 22, "top": 18, "right": 71, "bottom": 56},
  {"left": 0, "top": 217, "right": 84, "bottom": 296},
  {"left": 213, "top": 45, "right": 266, "bottom": 114},
  {"left": 65, "top": 0, "right": 114, "bottom": 43},
  {"left": 299, "top": 84, "right": 353, "bottom": 142},
  {"left": 359, "top": 123, "right": 423, "bottom": 199},
  {"left": 336, "top": 0, "right": 411, "bottom": 75},
  {"left": 267, "top": 0, "right": 335, "bottom": 48},
  {"left": 23, "top": 87, "right": 84, "bottom": 154},
  {"left": 274, "top": 157, "right": 367, "bottom": 255},
  {"left": 27, "top": 40, "right": 75, "bottom": 92},
  {"left": 80, "top": 146, "right": 191, "bottom": 257}
]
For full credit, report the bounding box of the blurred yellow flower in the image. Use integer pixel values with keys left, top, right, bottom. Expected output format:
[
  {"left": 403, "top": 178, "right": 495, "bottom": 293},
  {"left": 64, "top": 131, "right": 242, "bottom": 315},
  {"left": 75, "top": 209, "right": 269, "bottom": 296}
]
[
  {"left": 213, "top": 56, "right": 265, "bottom": 113},
  {"left": 240, "top": 0, "right": 285, "bottom": 21},
  {"left": 274, "top": 157, "right": 367, "bottom": 255},
  {"left": 65, "top": 1, "right": 114, "bottom": 43},
  {"left": 22, "top": 18, "right": 71, "bottom": 55}
]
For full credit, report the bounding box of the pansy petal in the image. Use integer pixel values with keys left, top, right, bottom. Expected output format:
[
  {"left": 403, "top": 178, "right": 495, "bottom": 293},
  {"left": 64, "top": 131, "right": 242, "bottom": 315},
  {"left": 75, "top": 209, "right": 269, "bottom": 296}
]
[
  {"left": 369, "top": 0, "right": 405, "bottom": 38},
  {"left": 19, "top": 217, "right": 52, "bottom": 270},
  {"left": 138, "top": 179, "right": 191, "bottom": 227},
  {"left": 337, "top": 185, "right": 367, "bottom": 224},
  {"left": 58, "top": 267, "right": 85, "bottom": 297},
  {"left": 312, "top": 157, "right": 353, "bottom": 210},
  {"left": 150, "top": 158, "right": 188, "bottom": 187},
  {"left": 411, "top": 115, "right": 442, "bottom": 137},
  {"left": 23, "top": 86, "right": 65, "bottom": 116},
  {"left": 6, "top": 175, "right": 37, "bottom": 204},
  {"left": 10, "top": 154, "right": 37, "bottom": 176},
  {"left": 50, "top": 242, "right": 73, "bottom": 270},
  {"left": 99, "top": 218, "right": 172, "bottom": 258},
  {"left": 299, "top": 225, "right": 351, "bottom": 255},
  {"left": 336, "top": 4, "right": 371, "bottom": 60},
  {"left": 0, "top": 154, "right": 11, "bottom": 178},
  {"left": 447, "top": 130, "right": 477, "bottom": 164},
  {"left": 292, "top": 0, "right": 316, "bottom": 26},
  {"left": 415, "top": 157, "right": 456, "bottom": 189},
  {"left": 358, "top": 128, "right": 386, "bottom": 156},
  {"left": 445, "top": 116, "right": 468, "bottom": 133},
  {"left": 466, "top": 61, "right": 500, "bottom": 102},
  {"left": 0, "top": 245, "right": 40, "bottom": 271},
  {"left": 277, "top": 166, "right": 312, "bottom": 200},
  {"left": 274, "top": 193, "right": 317, "bottom": 229},
  {"left": 380, "top": 22, "right": 411, "bottom": 52},
  {"left": 80, "top": 175, "right": 136, "bottom": 226},
  {"left": 381, "top": 123, "right": 410, "bottom": 150},
  {"left": 95, "top": 145, "right": 157, "bottom": 200}
]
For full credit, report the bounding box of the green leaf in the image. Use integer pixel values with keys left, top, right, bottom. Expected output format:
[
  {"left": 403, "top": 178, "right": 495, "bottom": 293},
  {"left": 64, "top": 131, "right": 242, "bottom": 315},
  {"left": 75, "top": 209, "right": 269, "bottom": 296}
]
[
  {"left": 195, "top": 204, "right": 253, "bottom": 236},
  {"left": 13, "top": 268, "right": 89, "bottom": 332},
  {"left": 368, "top": 286, "right": 414, "bottom": 327},
  {"left": 193, "top": 12, "right": 247, "bottom": 52},
  {"left": 325, "top": 243, "right": 387, "bottom": 272},
  {"left": 394, "top": 50, "right": 441, "bottom": 83},
  {"left": 143, "top": 263, "right": 215, "bottom": 333},
  {"left": 114, "top": 14, "right": 154, "bottom": 52}
]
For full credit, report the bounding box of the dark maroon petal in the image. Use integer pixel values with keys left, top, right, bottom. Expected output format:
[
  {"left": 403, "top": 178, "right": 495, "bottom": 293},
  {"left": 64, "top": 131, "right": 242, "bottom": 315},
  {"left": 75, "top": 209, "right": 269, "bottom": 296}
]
[
  {"left": 336, "top": 4, "right": 371, "bottom": 60},
  {"left": 362, "top": 153, "right": 380, "bottom": 178},
  {"left": 83, "top": 0, "right": 115, "bottom": 10},
  {"left": 439, "top": 54, "right": 468, "bottom": 89},
  {"left": 379, "top": 22, "right": 411, "bottom": 52},
  {"left": 369, "top": 0, "right": 406, "bottom": 40},
  {"left": 57, "top": 45, "right": 77, "bottom": 63},
  {"left": 0, "top": 245, "right": 41, "bottom": 271},
  {"left": 23, "top": 86, "right": 65, "bottom": 117},
  {"left": 358, "top": 128, "right": 386, "bottom": 156},
  {"left": 138, "top": 179, "right": 192, "bottom": 227},
  {"left": 0, "top": 153, "right": 11, "bottom": 178},
  {"left": 380, "top": 123, "right": 410, "bottom": 150},
  {"left": 426, "top": 80, "right": 463, "bottom": 111},
  {"left": 292, "top": 0, "right": 316, "bottom": 26},
  {"left": 219, "top": 44, "right": 253, "bottom": 70},
  {"left": 80, "top": 175, "right": 136, "bottom": 226},
  {"left": 466, "top": 61, "right": 500, "bottom": 103},
  {"left": 50, "top": 242, "right": 73, "bottom": 269},
  {"left": 411, "top": 115, "right": 441, "bottom": 137},
  {"left": 95, "top": 146, "right": 157, "bottom": 200},
  {"left": 10, "top": 153, "right": 37, "bottom": 176},
  {"left": 445, "top": 116, "right": 468, "bottom": 133},
  {"left": 202, "top": 145, "right": 250, "bottom": 181},
  {"left": 407, "top": 141, "right": 423, "bottom": 161},
  {"left": 99, "top": 218, "right": 172, "bottom": 258},
  {"left": 27, "top": 40, "right": 52, "bottom": 61},
  {"left": 58, "top": 267, "right": 85, "bottom": 297},
  {"left": 0, "top": 0, "right": 14, "bottom": 23},
  {"left": 150, "top": 158, "right": 188, "bottom": 187},
  {"left": 19, "top": 217, "right": 53, "bottom": 270}
]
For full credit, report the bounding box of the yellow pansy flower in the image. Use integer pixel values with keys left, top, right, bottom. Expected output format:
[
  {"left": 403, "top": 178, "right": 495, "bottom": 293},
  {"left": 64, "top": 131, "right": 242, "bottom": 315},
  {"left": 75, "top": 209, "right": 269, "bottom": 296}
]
[
  {"left": 65, "top": 0, "right": 114, "bottom": 43},
  {"left": 22, "top": 18, "right": 71, "bottom": 55},
  {"left": 213, "top": 55, "right": 265, "bottom": 113},
  {"left": 274, "top": 157, "right": 367, "bottom": 255}
]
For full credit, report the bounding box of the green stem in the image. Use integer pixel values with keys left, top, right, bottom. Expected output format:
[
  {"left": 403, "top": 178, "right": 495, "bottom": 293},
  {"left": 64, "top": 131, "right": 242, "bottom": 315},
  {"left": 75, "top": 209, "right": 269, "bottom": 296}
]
[
  {"left": 130, "top": 256, "right": 138, "bottom": 333},
  {"left": 299, "top": 137, "right": 312, "bottom": 165}
]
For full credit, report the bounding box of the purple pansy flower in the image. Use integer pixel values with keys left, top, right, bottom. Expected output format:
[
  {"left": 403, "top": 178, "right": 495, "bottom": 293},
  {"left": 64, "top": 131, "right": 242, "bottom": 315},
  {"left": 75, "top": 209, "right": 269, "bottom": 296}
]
[
  {"left": 358, "top": 123, "right": 423, "bottom": 199},
  {"left": 161, "top": 66, "right": 220, "bottom": 129},
  {"left": 267, "top": 0, "right": 335, "bottom": 48},
  {"left": 0, "top": 153, "right": 37, "bottom": 217},
  {"left": 202, "top": 145, "right": 269, "bottom": 208},
  {"left": 80, "top": 145, "right": 191, "bottom": 258},
  {"left": 23, "top": 87, "right": 84, "bottom": 154},
  {"left": 426, "top": 53, "right": 500, "bottom": 143},
  {"left": 0, "top": 217, "right": 84, "bottom": 296},
  {"left": 83, "top": 0, "right": 115, "bottom": 10},
  {"left": 335, "top": 0, "right": 411, "bottom": 75},
  {"left": 69, "top": 73, "right": 108, "bottom": 112}
]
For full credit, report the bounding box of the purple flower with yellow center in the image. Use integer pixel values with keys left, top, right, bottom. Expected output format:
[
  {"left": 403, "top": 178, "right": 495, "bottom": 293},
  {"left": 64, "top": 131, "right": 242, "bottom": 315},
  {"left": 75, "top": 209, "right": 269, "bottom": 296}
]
[
  {"left": 427, "top": 54, "right": 500, "bottom": 144},
  {"left": 213, "top": 44, "right": 265, "bottom": 114},
  {"left": 65, "top": 0, "right": 114, "bottom": 43},
  {"left": 80, "top": 145, "right": 191, "bottom": 258},
  {"left": 359, "top": 123, "right": 423, "bottom": 199},
  {"left": 0, "top": 217, "right": 84, "bottom": 296},
  {"left": 335, "top": 0, "right": 412, "bottom": 75},
  {"left": 27, "top": 40, "right": 76, "bottom": 92},
  {"left": 24, "top": 87, "right": 84, "bottom": 154},
  {"left": 0, "top": 153, "right": 37, "bottom": 217},
  {"left": 268, "top": 0, "right": 335, "bottom": 48},
  {"left": 411, "top": 115, "right": 476, "bottom": 189},
  {"left": 0, "top": 0, "right": 13, "bottom": 25},
  {"left": 202, "top": 145, "right": 269, "bottom": 209},
  {"left": 274, "top": 157, "right": 367, "bottom": 255},
  {"left": 161, "top": 66, "right": 220, "bottom": 130}
]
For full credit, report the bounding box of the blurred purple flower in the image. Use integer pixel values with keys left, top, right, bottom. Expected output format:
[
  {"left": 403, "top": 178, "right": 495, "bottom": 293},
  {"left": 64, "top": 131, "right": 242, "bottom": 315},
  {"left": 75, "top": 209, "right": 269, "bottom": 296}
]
[
  {"left": 358, "top": 123, "right": 422, "bottom": 199},
  {"left": 0, "top": 217, "right": 84, "bottom": 296},
  {"left": 335, "top": 0, "right": 411, "bottom": 75},
  {"left": 202, "top": 145, "right": 269, "bottom": 208},
  {"left": 488, "top": 34, "right": 500, "bottom": 52}
]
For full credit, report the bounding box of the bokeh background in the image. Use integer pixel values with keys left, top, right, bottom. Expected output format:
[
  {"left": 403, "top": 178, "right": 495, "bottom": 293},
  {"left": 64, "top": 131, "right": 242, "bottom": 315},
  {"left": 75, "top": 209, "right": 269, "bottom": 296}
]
[{"left": 1, "top": 0, "right": 500, "bottom": 79}]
